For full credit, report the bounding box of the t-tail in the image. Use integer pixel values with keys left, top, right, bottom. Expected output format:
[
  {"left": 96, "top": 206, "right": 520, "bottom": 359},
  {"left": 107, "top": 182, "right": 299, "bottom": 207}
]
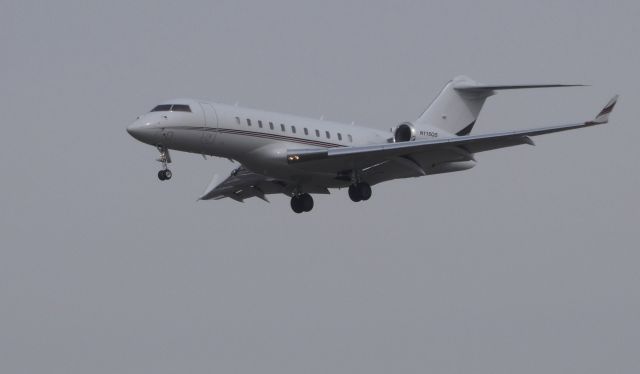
[{"left": 414, "top": 76, "right": 585, "bottom": 136}]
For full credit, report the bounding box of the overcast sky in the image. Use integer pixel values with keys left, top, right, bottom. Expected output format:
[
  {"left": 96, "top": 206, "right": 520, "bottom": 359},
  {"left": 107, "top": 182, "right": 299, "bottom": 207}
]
[{"left": 1, "top": 1, "right": 639, "bottom": 373}]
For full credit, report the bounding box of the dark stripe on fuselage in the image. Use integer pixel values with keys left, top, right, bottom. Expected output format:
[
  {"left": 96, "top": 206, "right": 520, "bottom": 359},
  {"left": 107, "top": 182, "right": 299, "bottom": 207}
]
[
  {"left": 217, "top": 128, "right": 344, "bottom": 148},
  {"left": 165, "top": 126, "right": 345, "bottom": 148}
]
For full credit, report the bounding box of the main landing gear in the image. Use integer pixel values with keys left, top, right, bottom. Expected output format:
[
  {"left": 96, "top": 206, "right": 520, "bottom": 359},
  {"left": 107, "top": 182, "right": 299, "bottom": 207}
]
[
  {"left": 290, "top": 193, "right": 314, "bottom": 213},
  {"left": 348, "top": 182, "right": 372, "bottom": 202},
  {"left": 156, "top": 145, "right": 172, "bottom": 181}
]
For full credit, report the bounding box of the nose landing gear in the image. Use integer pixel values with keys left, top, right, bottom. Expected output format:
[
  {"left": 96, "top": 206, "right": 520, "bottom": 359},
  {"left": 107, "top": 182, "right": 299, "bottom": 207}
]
[
  {"left": 290, "top": 193, "right": 314, "bottom": 213},
  {"left": 156, "top": 145, "right": 172, "bottom": 181},
  {"left": 158, "top": 169, "right": 172, "bottom": 181}
]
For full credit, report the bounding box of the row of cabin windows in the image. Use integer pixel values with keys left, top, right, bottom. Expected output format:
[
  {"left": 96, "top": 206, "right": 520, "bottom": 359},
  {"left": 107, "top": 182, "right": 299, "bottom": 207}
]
[{"left": 235, "top": 116, "right": 353, "bottom": 142}]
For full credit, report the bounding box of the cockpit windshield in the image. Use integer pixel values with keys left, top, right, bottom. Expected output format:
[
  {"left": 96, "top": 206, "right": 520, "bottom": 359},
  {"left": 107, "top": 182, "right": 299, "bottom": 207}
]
[
  {"left": 150, "top": 104, "right": 192, "bottom": 112},
  {"left": 151, "top": 104, "right": 172, "bottom": 112}
]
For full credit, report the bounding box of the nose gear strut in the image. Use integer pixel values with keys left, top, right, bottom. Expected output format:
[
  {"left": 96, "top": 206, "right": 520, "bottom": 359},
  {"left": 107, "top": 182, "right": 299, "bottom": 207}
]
[{"left": 156, "top": 145, "right": 173, "bottom": 181}]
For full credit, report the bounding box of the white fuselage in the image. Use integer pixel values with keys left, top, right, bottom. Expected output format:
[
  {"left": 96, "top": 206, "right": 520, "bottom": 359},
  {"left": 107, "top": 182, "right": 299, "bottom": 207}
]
[{"left": 127, "top": 98, "right": 471, "bottom": 189}]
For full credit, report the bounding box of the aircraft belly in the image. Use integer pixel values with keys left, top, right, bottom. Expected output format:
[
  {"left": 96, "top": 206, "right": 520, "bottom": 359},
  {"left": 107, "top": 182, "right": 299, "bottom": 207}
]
[{"left": 280, "top": 147, "right": 476, "bottom": 187}]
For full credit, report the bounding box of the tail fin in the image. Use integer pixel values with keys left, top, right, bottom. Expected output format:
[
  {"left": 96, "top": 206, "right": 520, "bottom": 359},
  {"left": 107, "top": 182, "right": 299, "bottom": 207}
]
[{"left": 415, "top": 76, "right": 585, "bottom": 136}]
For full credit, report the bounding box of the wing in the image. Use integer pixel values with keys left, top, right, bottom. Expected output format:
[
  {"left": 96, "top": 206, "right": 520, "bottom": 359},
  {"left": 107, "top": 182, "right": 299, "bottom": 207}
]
[
  {"left": 198, "top": 166, "right": 287, "bottom": 202},
  {"left": 287, "top": 95, "right": 618, "bottom": 167},
  {"left": 199, "top": 166, "right": 334, "bottom": 202}
]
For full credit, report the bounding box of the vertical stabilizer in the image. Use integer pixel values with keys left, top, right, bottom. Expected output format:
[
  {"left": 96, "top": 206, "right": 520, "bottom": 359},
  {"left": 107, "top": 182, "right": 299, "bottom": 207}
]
[{"left": 415, "top": 76, "right": 492, "bottom": 136}]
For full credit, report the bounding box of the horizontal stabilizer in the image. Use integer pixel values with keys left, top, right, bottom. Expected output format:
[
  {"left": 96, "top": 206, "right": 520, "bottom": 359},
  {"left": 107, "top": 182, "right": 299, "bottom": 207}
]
[{"left": 454, "top": 83, "right": 586, "bottom": 92}]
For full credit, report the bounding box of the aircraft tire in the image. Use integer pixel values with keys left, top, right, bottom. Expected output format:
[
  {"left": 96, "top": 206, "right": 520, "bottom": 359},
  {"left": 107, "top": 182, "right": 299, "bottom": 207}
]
[
  {"left": 290, "top": 196, "right": 304, "bottom": 213},
  {"left": 348, "top": 184, "right": 362, "bottom": 202},
  {"left": 163, "top": 169, "right": 172, "bottom": 180},
  {"left": 301, "top": 194, "right": 314, "bottom": 212},
  {"left": 358, "top": 183, "right": 372, "bottom": 201},
  {"left": 158, "top": 170, "right": 166, "bottom": 181}
]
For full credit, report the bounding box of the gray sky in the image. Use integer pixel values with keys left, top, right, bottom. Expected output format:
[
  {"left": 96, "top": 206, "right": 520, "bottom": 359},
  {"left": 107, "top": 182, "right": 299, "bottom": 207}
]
[{"left": 1, "top": 1, "right": 639, "bottom": 373}]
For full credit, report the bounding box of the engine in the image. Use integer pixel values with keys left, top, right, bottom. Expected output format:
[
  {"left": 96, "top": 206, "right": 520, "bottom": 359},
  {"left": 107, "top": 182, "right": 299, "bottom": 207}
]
[{"left": 394, "top": 122, "right": 416, "bottom": 142}]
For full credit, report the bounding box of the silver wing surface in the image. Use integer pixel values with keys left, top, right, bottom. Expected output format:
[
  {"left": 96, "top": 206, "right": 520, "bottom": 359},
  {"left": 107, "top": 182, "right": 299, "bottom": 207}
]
[
  {"left": 199, "top": 166, "right": 332, "bottom": 202},
  {"left": 287, "top": 96, "right": 618, "bottom": 171},
  {"left": 199, "top": 167, "right": 286, "bottom": 202}
]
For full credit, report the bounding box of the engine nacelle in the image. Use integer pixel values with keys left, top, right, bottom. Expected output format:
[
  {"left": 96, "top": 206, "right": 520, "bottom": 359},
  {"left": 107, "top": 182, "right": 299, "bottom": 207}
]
[{"left": 394, "top": 122, "right": 416, "bottom": 142}]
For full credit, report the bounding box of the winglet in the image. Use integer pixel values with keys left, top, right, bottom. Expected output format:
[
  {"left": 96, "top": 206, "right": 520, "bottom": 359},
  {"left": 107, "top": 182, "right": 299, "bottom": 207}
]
[{"left": 593, "top": 95, "right": 619, "bottom": 124}]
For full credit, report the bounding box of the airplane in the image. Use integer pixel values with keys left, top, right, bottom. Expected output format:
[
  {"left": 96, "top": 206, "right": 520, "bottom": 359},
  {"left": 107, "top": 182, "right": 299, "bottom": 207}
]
[{"left": 126, "top": 76, "right": 618, "bottom": 213}]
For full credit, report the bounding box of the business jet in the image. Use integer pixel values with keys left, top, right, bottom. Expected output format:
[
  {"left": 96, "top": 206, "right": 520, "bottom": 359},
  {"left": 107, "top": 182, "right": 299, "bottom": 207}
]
[{"left": 126, "top": 76, "right": 617, "bottom": 213}]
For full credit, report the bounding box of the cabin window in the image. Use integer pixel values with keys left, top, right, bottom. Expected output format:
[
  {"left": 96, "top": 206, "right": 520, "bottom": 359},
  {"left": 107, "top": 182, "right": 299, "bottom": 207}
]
[
  {"left": 281, "top": 124, "right": 285, "bottom": 132},
  {"left": 304, "top": 128, "right": 309, "bottom": 135},
  {"left": 326, "top": 131, "right": 331, "bottom": 139},
  {"left": 315, "top": 129, "right": 320, "bottom": 137},
  {"left": 235, "top": 116, "right": 241, "bottom": 125},
  {"left": 348, "top": 134, "right": 353, "bottom": 142},
  {"left": 258, "top": 120, "right": 263, "bottom": 128},
  {"left": 269, "top": 122, "right": 274, "bottom": 130},
  {"left": 247, "top": 119, "right": 252, "bottom": 126},
  {"left": 337, "top": 133, "right": 342, "bottom": 141},
  {"left": 291, "top": 125, "right": 296, "bottom": 134}
]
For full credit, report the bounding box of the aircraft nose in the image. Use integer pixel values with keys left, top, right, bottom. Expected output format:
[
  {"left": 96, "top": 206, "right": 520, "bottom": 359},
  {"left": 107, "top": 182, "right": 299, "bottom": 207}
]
[{"left": 127, "top": 119, "right": 148, "bottom": 140}]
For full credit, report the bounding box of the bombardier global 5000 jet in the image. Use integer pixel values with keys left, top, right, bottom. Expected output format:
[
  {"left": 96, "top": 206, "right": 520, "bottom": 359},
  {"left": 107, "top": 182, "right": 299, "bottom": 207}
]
[{"left": 127, "top": 76, "right": 617, "bottom": 213}]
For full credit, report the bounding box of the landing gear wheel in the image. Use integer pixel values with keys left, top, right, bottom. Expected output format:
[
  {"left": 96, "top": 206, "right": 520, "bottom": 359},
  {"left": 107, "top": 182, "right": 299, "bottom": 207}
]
[
  {"left": 358, "top": 182, "right": 372, "bottom": 201},
  {"left": 290, "top": 194, "right": 314, "bottom": 213},
  {"left": 348, "top": 183, "right": 371, "bottom": 202},
  {"left": 348, "top": 184, "right": 362, "bottom": 202},
  {"left": 301, "top": 193, "right": 314, "bottom": 212},
  {"left": 290, "top": 196, "right": 304, "bottom": 214},
  {"left": 157, "top": 169, "right": 172, "bottom": 181}
]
